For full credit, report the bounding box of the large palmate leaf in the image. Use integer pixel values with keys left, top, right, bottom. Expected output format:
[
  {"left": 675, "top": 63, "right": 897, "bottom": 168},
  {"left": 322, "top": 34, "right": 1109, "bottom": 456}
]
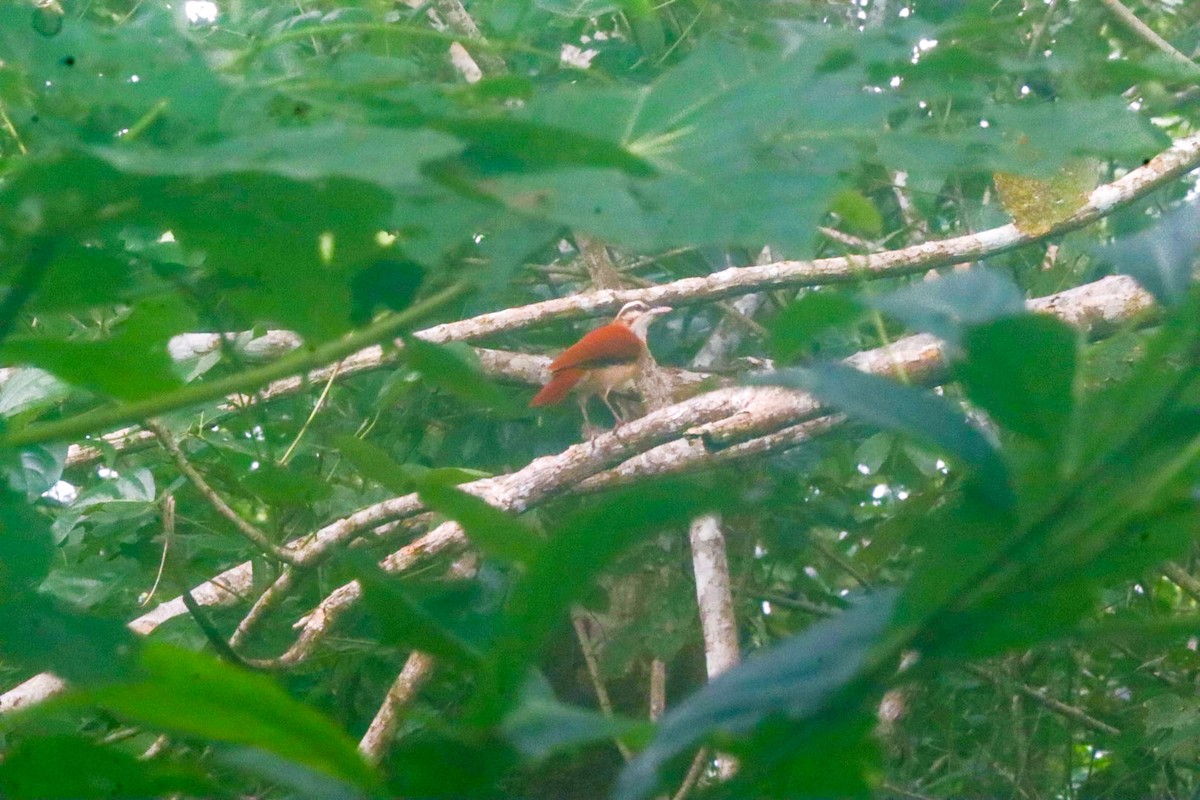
[{"left": 472, "top": 29, "right": 898, "bottom": 252}]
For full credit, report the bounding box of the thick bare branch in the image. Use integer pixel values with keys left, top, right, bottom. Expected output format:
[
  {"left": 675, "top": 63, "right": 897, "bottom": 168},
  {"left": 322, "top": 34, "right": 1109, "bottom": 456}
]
[
  {"left": 358, "top": 652, "right": 438, "bottom": 762},
  {"left": 0, "top": 273, "right": 1158, "bottom": 711},
  {"left": 47, "top": 127, "right": 1200, "bottom": 468}
]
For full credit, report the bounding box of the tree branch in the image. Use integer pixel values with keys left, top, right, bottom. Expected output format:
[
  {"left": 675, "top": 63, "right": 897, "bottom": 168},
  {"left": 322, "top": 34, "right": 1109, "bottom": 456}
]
[
  {"left": 44, "top": 127, "right": 1199, "bottom": 467},
  {"left": 358, "top": 651, "right": 437, "bottom": 763},
  {"left": 144, "top": 418, "right": 299, "bottom": 565},
  {"left": 1096, "top": 0, "right": 1200, "bottom": 75},
  {"left": 0, "top": 274, "right": 1159, "bottom": 712},
  {"left": 1, "top": 281, "right": 471, "bottom": 449}
]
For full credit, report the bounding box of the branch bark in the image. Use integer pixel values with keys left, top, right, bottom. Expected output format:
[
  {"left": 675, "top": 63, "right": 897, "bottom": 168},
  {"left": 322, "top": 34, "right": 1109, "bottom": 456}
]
[
  {"left": 37, "top": 126, "right": 1200, "bottom": 466},
  {"left": 0, "top": 274, "right": 1153, "bottom": 712}
]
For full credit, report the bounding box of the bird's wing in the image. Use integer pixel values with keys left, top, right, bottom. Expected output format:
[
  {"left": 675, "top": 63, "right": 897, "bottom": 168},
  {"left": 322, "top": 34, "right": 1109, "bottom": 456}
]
[{"left": 548, "top": 325, "right": 644, "bottom": 372}]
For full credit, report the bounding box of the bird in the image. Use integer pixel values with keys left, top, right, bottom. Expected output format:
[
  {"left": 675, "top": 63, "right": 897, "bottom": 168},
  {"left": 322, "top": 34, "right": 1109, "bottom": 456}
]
[{"left": 530, "top": 300, "right": 671, "bottom": 430}]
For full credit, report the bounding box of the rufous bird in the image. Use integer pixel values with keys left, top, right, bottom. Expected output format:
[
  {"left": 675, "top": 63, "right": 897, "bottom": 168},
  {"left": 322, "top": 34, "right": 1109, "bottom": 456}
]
[{"left": 530, "top": 300, "right": 671, "bottom": 429}]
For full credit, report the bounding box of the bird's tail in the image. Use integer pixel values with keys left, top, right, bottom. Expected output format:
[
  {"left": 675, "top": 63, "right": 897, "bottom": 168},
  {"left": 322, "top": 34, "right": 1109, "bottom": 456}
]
[{"left": 530, "top": 368, "right": 583, "bottom": 407}]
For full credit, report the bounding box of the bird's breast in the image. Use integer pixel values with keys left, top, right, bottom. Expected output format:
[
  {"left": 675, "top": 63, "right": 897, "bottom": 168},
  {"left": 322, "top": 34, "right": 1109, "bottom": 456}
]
[{"left": 576, "top": 362, "right": 641, "bottom": 395}]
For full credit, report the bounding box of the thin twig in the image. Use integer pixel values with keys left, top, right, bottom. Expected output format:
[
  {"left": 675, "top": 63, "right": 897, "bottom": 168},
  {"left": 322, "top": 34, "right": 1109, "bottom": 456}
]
[
  {"left": 649, "top": 658, "right": 667, "bottom": 721},
  {"left": 1, "top": 281, "right": 470, "bottom": 449},
  {"left": 573, "top": 610, "right": 633, "bottom": 761},
  {"left": 161, "top": 493, "right": 257, "bottom": 671},
  {"left": 1096, "top": 0, "right": 1200, "bottom": 74},
  {"left": 967, "top": 665, "right": 1120, "bottom": 736},
  {"left": 279, "top": 362, "right": 341, "bottom": 466},
  {"left": 1162, "top": 561, "right": 1200, "bottom": 603},
  {"left": 145, "top": 418, "right": 299, "bottom": 566},
  {"left": 670, "top": 749, "right": 711, "bottom": 800},
  {"left": 228, "top": 567, "right": 296, "bottom": 650}
]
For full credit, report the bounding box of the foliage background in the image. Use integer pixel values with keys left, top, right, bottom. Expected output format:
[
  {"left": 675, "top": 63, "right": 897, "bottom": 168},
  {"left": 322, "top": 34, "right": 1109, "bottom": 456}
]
[{"left": 0, "top": 0, "right": 1199, "bottom": 797}]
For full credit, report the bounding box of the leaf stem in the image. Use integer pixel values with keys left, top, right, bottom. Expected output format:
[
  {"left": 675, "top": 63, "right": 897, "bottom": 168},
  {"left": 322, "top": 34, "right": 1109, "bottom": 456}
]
[{"left": 0, "top": 282, "right": 471, "bottom": 449}]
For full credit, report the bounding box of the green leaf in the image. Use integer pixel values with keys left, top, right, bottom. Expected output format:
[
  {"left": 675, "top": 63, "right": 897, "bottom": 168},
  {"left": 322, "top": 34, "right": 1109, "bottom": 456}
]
[
  {"left": 0, "top": 296, "right": 191, "bottom": 401},
  {"left": 0, "top": 493, "right": 55, "bottom": 597},
  {"left": 476, "top": 480, "right": 723, "bottom": 720},
  {"left": 0, "top": 734, "right": 217, "bottom": 800},
  {"left": 214, "top": 748, "right": 367, "bottom": 800},
  {"left": 768, "top": 291, "right": 863, "bottom": 363},
  {"left": 616, "top": 589, "right": 897, "bottom": 800},
  {"left": 484, "top": 30, "right": 893, "bottom": 252},
  {"left": 335, "top": 435, "right": 489, "bottom": 496},
  {"left": 753, "top": 363, "right": 1014, "bottom": 509},
  {"left": 0, "top": 6, "right": 231, "bottom": 146},
  {"left": 0, "top": 152, "right": 406, "bottom": 342},
  {"left": 353, "top": 559, "right": 486, "bottom": 667},
  {"left": 829, "top": 189, "right": 883, "bottom": 236},
  {"left": 866, "top": 268, "right": 1026, "bottom": 348},
  {"left": 1070, "top": 290, "right": 1200, "bottom": 472},
  {"left": 335, "top": 435, "right": 423, "bottom": 495},
  {"left": 418, "top": 482, "right": 542, "bottom": 564},
  {"left": 350, "top": 259, "right": 426, "bottom": 326},
  {"left": 988, "top": 97, "right": 1170, "bottom": 173},
  {"left": 0, "top": 442, "right": 67, "bottom": 498},
  {"left": 956, "top": 314, "right": 1079, "bottom": 451},
  {"left": 502, "top": 677, "right": 646, "bottom": 760},
  {"left": 0, "top": 594, "right": 139, "bottom": 684},
  {"left": 1090, "top": 197, "right": 1200, "bottom": 305},
  {"left": 0, "top": 368, "right": 70, "bottom": 419},
  {"left": 92, "top": 124, "right": 461, "bottom": 187},
  {"left": 242, "top": 462, "right": 334, "bottom": 506},
  {"left": 76, "top": 643, "right": 379, "bottom": 791},
  {"left": 403, "top": 335, "right": 515, "bottom": 411},
  {"left": 880, "top": 98, "right": 1169, "bottom": 181}
]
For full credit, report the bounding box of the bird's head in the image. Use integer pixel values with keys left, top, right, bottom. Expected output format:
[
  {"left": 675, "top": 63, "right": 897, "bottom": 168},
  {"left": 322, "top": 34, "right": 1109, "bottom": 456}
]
[{"left": 614, "top": 300, "right": 671, "bottom": 339}]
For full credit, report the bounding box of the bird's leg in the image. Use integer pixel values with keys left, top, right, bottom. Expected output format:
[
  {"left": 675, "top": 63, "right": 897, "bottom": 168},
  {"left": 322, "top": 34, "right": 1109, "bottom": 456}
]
[
  {"left": 577, "top": 395, "right": 601, "bottom": 440},
  {"left": 600, "top": 389, "right": 626, "bottom": 427}
]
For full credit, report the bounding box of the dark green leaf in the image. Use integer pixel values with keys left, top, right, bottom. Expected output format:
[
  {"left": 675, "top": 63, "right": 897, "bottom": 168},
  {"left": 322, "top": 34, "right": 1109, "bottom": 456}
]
[
  {"left": 0, "top": 734, "right": 217, "bottom": 800},
  {"left": 502, "top": 678, "right": 645, "bottom": 760},
  {"left": 93, "top": 124, "right": 461, "bottom": 186},
  {"left": 754, "top": 362, "right": 1014, "bottom": 508},
  {"left": 1091, "top": 197, "right": 1200, "bottom": 305},
  {"left": 350, "top": 259, "right": 425, "bottom": 326},
  {"left": 354, "top": 559, "right": 486, "bottom": 666},
  {"left": 77, "top": 643, "right": 379, "bottom": 791},
  {"left": 403, "top": 335, "right": 515, "bottom": 411},
  {"left": 485, "top": 31, "right": 893, "bottom": 252},
  {"left": 0, "top": 594, "right": 139, "bottom": 684},
  {"left": 242, "top": 462, "right": 333, "bottom": 506},
  {"left": 0, "top": 442, "right": 67, "bottom": 498},
  {"left": 866, "top": 268, "right": 1026, "bottom": 347},
  {"left": 0, "top": 368, "right": 70, "bottom": 420},
  {"left": 477, "top": 480, "right": 723, "bottom": 720},
  {"left": 768, "top": 291, "right": 863, "bottom": 363},
  {"left": 0, "top": 296, "right": 191, "bottom": 401},
  {"left": 0, "top": 493, "right": 54, "bottom": 597},
  {"left": 616, "top": 590, "right": 897, "bottom": 800},
  {"left": 214, "top": 748, "right": 366, "bottom": 800},
  {"left": 956, "top": 314, "right": 1079, "bottom": 450},
  {"left": 418, "top": 482, "right": 542, "bottom": 564},
  {"left": 335, "top": 435, "right": 489, "bottom": 496}
]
